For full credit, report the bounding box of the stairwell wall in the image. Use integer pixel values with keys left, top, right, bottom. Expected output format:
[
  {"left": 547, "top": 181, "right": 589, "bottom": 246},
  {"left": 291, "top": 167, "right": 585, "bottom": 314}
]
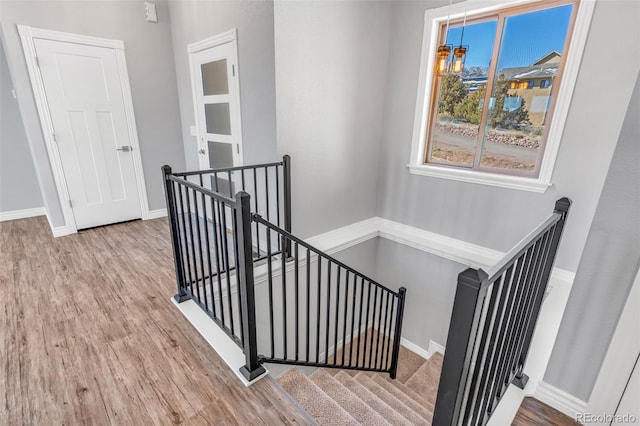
[{"left": 273, "top": 0, "right": 393, "bottom": 239}]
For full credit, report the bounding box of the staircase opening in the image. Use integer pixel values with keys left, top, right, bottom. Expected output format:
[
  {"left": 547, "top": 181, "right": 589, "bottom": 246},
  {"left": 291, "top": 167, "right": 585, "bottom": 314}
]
[{"left": 162, "top": 156, "right": 570, "bottom": 425}]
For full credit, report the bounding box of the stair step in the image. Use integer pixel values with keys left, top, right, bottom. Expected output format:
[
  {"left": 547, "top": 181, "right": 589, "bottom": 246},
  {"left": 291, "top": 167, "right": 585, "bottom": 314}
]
[
  {"left": 277, "top": 368, "right": 359, "bottom": 425},
  {"left": 372, "top": 374, "right": 434, "bottom": 414},
  {"left": 370, "top": 374, "right": 434, "bottom": 422},
  {"left": 310, "top": 370, "right": 389, "bottom": 425},
  {"left": 355, "top": 373, "right": 428, "bottom": 425},
  {"left": 405, "top": 353, "right": 444, "bottom": 406},
  {"left": 396, "top": 346, "right": 429, "bottom": 383},
  {"left": 335, "top": 371, "right": 413, "bottom": 426}
]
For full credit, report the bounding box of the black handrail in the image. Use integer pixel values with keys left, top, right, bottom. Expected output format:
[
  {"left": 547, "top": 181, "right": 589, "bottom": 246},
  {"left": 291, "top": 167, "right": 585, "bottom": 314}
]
[
  {"left": 163, "top": 156, "right": 406, "bottom": 381},
  {"left": 252, "top": 215, "right": 406, "bottom": 378},
  {"left": 432, "top": 197, "right": 571, "bottom": 426}
]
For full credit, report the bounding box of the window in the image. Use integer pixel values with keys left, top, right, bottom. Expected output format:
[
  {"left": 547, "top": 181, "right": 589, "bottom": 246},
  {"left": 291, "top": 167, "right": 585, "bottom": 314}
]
[{"left": 410, "top": 0, "right": 595, "bottom": 192}]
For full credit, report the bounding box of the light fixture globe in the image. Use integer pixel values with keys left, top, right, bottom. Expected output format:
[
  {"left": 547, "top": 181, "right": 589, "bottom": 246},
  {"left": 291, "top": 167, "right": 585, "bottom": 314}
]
[{"left": 435, "top": 45, "right": 452, "bottom": 76}]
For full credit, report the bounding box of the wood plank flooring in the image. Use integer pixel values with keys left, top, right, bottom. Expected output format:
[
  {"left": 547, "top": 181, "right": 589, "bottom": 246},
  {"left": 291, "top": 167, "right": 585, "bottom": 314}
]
[
  {"left": 0, "top": 216, "right": 308, "bottom": 425},
  {"left": 513, "top": 397, "right": 581, "bottom": 425}
]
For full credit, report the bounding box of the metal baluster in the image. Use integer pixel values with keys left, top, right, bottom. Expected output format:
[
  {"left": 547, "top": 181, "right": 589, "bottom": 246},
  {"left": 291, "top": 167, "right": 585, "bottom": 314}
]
[
  {"left": 389, "top": 288, "right": 406, "bottom": 379},
  {"left": 348, "top": 273, "right": 358, "bottom": 367},
  {"left": 192, "top": 187, "right": 206, "bottom": 308},
  {"left": 177, "top": 182, "right": 194, "bottom": 295},
  {"left": 316, "top": 256, "right": 322, "bottom": 363},
  {"left": 380, "top": 291, "right": 391, "bottom": 370},
  {"left": 232, "top": 203, "right": 244, "bottom": 344},
  {"left": 333, "top": 267, "right": 341, "bottom": 365},
  {"left": 294, "top": 242, "right": 299, "bottom": 362},
  {"left": 266, "top": 228, "right": 275, "bottom": 359},
  {"left": 368, "top": 286, "right": 379, "bottom": 369},
  {"left": 362, "top": 281, "right": 372, "bottom": 369},
  {"left": 220, "top": 202, "right": 235, "bottom": 335},
  {"left": 355, "top": 277, "right": 365, "bottom": 368},
  {"left": 342, "top": 271, "right": 351, "bottom": 367},
  {"left": 199, "top": 176, "right": 216, "bottom": 317},
  {"left": 325, "top": 261, "right": 332, "bottom": 364},
  {"left": 385, "top": 298, "right": 396, "bottom": 370},
  {"left": 210, "top": 197, "right": 225, "bottom": 324},
  {"left": 306, "top": 247, "right": 311, "bottom": 362},
  {"left": 283, "top": 155, "right": 292, "bottom": 259},
  {"left": 253, "top": 169, "right": 260, "bottom": 256},
  {"left": 374, "top": 291, "right": 385, "bottom": 369},
  {"left": 184, "top": 182, "right": 198, "bottom": 298},
  {"left": 281, "top": 233, "right": 288, "bottom": 360}
]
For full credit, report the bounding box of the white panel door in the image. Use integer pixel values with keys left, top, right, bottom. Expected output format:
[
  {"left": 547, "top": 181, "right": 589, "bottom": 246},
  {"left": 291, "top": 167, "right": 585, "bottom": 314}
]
[{"left": 34, "top": 38, "right": 142, "bottom": 229}]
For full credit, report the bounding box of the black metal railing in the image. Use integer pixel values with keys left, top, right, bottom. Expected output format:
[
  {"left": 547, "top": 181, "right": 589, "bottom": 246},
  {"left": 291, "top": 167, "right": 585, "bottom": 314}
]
[
  {"left": 252, "top": 215, "right": 406, "bottom": 377},
  {"left": 432, "top": 198, "right": 571, "bottom": 426},
  {"left": 163, "top": 155, "right": 406, "bottom": 381}
]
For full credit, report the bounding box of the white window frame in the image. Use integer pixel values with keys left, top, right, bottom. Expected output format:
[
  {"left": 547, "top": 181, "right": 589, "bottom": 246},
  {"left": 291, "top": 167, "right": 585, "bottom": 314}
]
[{"left": 408, "top": 0, "right": 596, "bottom": 193}]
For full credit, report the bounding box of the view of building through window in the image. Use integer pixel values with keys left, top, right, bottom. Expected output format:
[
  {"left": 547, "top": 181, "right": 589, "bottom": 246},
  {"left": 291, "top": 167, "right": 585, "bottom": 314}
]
[{"left": 426, "top": 2, "right": 575, "bottom": 176}]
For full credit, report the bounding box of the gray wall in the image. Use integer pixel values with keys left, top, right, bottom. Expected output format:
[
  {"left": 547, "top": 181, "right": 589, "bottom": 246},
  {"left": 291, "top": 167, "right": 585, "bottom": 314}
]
[
  {"left": 375, "top": 0, "right": 640, "bottom": 273},
  {"left": 0, "top": 0, "right": 185, "bottom": 227},
  {"left": 544, "top": 71, "right": 640, "bottom": 402},
  {"left": 273, "top": 0, "right": 393, "bottom": 238},
  {"left": 0, "top": 39, "right": 43, "bottom": 213},
  {"left": 167, "top": 0, "right": 278, "bottom": 171}
]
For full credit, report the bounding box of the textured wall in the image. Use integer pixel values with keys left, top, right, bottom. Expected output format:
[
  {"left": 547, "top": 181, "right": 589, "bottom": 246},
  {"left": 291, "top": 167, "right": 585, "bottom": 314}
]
[
  {"left": 544, "top": 71, "right": 640, "bottom": 401},
  {"left": 273, "top": 0, "right": 393, "bottom": 238},
  {"left": 0, "top": 39, "right": 43, "bottom": 213}
]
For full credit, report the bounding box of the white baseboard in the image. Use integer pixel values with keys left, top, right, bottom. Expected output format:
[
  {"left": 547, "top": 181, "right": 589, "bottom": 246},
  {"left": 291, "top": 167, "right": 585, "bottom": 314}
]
[
  {"left": 146, "top": 208, "right": 167, "bottom": 220},
  {"left": 400, "top": 338, "right": 430, "bottom": 360},
  {"left": 0, "top": 207, "right": 45, "bottom": 222},
  {"left": 428, "top": 340, "right": 445, "bottom": 356},
  {"left": 305, "top": 217, "right": 379, "bottom": 255},
  {"left": 535, "top": 380, "right": 587, "bottom": 420},
  {"left": 51, "top": 224, "right": 75, "bottom": 237},
  {"left": 171, "top": 298, "right": 268, "bottom": 387}
]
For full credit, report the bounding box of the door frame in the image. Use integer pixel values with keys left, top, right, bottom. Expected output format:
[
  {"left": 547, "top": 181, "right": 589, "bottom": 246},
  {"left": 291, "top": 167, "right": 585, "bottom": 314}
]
[
  {"left": 18, "top": 25, "right": 150, "bottom": 235},
  {"left": 187, "top": 28, "right": 244, "bottom": 170},
  {"left": 586, "top": 266, "right": 640, "bottom": 422}
]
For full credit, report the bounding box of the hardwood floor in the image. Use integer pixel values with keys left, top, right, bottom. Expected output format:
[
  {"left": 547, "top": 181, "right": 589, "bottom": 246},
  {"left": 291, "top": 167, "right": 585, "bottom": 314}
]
[
  {"left": 513, "top": 397, "right": 581, "bottom": 425},
  {"left": 0, "top": 216, "right": 308, "bottom": 425}
]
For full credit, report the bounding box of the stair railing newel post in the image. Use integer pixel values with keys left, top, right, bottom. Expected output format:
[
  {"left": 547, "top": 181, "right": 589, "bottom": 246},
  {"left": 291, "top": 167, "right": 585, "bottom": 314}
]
[
  {"left": 512, "top": 197, "right": 572, "bottom": 389},
  {"left": 162, "top": 165, "right": 190, "bottom": 303},
  {"left": 432, "top": 268, "right": 489, "bottom": 426},
  {"left": 235, "top": 190, "right": 266, "bottom": 381},
  {"left": 389, "top": 287, "right": 407, "bottom": 379},
  {"left": 282, "top": 155, "right": 292, "bottom": 259}
]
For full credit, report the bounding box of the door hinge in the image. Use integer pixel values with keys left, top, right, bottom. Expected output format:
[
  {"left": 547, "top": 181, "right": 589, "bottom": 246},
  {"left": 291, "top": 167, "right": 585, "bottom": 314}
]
[
  {"left": 236, "top": 144, "right": 239, "bottom": 154},
  {"left": 68, "top": 200, "right": 73, "bottom": 208},
  {"left": 232, "top": 64, "right": 236, "bottom": 77},
  {"left": 51, "top": 132, "right": 57, "bottom": 143},
  {"left": 35, "top": 56, "right": 40, "bottom": 68}
]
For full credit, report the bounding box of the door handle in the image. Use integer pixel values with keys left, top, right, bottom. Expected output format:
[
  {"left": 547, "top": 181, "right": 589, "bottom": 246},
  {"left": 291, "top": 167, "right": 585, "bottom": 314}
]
[
  {"left": 116, "top": 146, "right": 131, "bottom": 152},
  {"left": 198, "top": 149, "right": 206, "bottom": 155}
]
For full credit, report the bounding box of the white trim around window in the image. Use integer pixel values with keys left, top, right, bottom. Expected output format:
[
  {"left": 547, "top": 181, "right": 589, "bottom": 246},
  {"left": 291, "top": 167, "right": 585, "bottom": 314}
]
[{"left": 408, "top": 0, "right": 597, "bottom": 193}]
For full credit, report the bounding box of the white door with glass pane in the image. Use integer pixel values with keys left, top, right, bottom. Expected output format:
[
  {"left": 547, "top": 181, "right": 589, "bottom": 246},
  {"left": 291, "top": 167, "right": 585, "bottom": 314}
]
[{"left": 190, "top": 38, "right": 242, "bottom": 174}]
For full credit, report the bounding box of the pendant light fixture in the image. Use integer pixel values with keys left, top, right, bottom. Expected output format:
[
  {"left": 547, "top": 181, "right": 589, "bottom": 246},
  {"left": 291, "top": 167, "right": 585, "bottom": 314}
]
[
  {"left": 435, "top": 0, "right": 453, "bottom": 77},
  {"left": 451, "top": 11, "right": 468, "bottom": 74}
]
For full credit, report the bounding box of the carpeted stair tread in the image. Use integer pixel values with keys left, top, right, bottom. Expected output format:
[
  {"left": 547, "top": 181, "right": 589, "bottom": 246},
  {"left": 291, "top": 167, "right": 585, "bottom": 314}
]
[
  {"left": 310, "top": 370, "right": 389, "bottom": 425},
  {"left": 335, "top": 371, "right": 413, "bottom": 425},
  {"left": 277, "top": 368, "right": 359, "bottom": 425},
  {"left": 396, "top": 346, "right": 429, "bottom": 383},
  {"left": 327, "top": 329, "right": 377, "bottom": 376},
  {"left": 354, "top": 373, "right": 428, "bottom": 425},
  {"left": 405, "top": 353, "right": 444, "bottom": 406},
  {"left": 370, "top": 374, "right": 434, "bottom": 421}
]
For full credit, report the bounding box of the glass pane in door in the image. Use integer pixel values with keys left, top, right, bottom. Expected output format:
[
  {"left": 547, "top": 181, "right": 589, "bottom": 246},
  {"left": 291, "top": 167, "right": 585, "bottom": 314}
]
[
  {"left": 201, "top": 59, "right": 229, "bottom": 95},
  {"left": 208, "top": 141, "right": 233, "bottom": 169},
  {"left": 208, "top": 141, "right": 234, "bottom": 194},
  {"left": 205, "top": 103, "right": 231, "bottom": 135}
]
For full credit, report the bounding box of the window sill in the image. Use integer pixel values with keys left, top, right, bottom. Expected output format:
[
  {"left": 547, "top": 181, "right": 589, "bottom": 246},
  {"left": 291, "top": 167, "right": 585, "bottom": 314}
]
[{"left": 408, "top": 164, "right": 552, "bottom": 193}]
